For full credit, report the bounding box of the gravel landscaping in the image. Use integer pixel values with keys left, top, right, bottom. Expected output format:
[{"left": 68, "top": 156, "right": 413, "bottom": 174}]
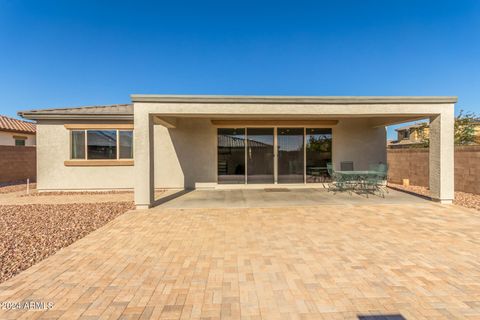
[
  {"left": 20, "top": 190, "right": 133, "bottom": 197},
  {"left": 0, "top": 181, "right": 36, "bottom": 194},
  {"left": 0, "top": 202, "right": 134, "bottom": 284},
  {"left": 389, "top": 183, "right": 480, "bottom": 211}
]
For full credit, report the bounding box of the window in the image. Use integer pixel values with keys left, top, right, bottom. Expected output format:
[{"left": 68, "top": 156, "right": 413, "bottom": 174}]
[
  {"left": 71, "top": 131, "right": 85, "bottom": 159},
  {"left": 87, "top": 130, "right": 117, "bottom": 159},
  {"left": 119, "top": 131, "right": 133, "bottom": 159},
  {"left": 13, "top": 135, "right": 27, "bottom": 146},
  {"left": 401, "top": 130, "right": 410, "bottom": 140},
  {"left": 70, "top": 129, "right": 133, "bottom": 160},
  {"left": 15, "top": 139, "right": 26, "bottom": 146}
]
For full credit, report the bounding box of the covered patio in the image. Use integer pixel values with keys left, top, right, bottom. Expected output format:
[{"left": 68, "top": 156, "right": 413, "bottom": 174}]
[
  {"left": 155, "top": 188, "right": 428, "bottom": 209},
  {"left": 132, "top": 95, "right": 456, "bottom": 209}
]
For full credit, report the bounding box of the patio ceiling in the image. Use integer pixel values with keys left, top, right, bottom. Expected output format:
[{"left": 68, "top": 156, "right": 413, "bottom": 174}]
[{"left": 153, "top": 114, "right": 429, "bottom": 128}]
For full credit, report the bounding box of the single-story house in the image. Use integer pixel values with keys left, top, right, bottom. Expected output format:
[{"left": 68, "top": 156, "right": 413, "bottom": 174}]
[
  {"left": 19, "top": 95, "right": 456, "bottom": 209},
  {"left": 0, "top": 115, "right": 36, "bottom": 146}
]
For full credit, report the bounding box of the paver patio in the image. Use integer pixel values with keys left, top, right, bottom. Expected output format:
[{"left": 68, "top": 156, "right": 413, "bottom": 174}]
[{"left": 0, "top": 199, "right": 479, "bottom": 319}]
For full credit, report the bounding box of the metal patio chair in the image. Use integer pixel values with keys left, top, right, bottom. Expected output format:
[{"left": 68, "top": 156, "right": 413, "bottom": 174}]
[
  {"left": 327, "top": 163, "right": 348, "bottom": 193},
  {"left": 363, "top": 163, "right": 389, "bottom": 197}
]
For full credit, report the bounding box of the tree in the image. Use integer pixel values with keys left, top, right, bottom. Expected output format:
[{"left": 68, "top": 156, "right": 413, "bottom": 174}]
[
  {"left": 454, "top": 110, "right": 478, "bottom": 145},
  {"left": 418, "top": 110, "right": 478, "bottom": 146}
]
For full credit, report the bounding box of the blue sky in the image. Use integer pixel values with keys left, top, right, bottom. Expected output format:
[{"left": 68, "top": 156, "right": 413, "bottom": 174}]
[{"left": 1, "top": 0, "right": 479, "bottom": 139}]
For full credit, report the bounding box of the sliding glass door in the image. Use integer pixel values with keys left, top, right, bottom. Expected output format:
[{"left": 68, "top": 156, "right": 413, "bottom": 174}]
[
  {"left": 277, "top": 128, "right": 304, "bottom": 183},
  {"left": 306, "top": 128, "right": 332, "bottom": 183},
  {"left": 217, "top": 127, "right": 332, "bottom": 184},
  {"left": 246, "top": 128, "right": 274, "bottom": 184},
  {"left": 217, "top": 128, "right": 245, "bottom": 184}
]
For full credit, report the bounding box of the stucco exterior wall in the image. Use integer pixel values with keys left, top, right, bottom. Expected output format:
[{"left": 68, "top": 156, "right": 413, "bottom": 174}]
[
  {"left": 0, "top": 131, "right": 36, "bottom": 146},
  {"left": 36, "top": 121, "right": 134, "bottom": 191},
  {"left": 154, "top": 118, "right": 216, "bottom": 189},
  {"left": 152, "top": 118, "right": 386, "bottom": 188},
  {"left": 36, "top": 117, "right": 386, "bottom": 191},
  {"left": 332, "top": 119, "right": 386, "bottom": 170}
]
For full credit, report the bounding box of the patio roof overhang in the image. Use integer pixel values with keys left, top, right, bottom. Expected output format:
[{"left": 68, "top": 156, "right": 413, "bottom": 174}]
[
  {"left": 135, "top": 95, "right": 457, "bottom": 130},
  {"left": 131, "top": 95, "right": 457, "bottom": 104},
  {"left": 151, "top": 114, "right": 433, "bottom": 129},
  {"left": 133, "top": 95, "right": 457, "bottom": 209},
  {"left": 152, "top": 115, "right": 430, "bottom": 129}
]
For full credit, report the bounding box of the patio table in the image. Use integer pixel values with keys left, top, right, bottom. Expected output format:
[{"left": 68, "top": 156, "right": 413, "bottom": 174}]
[
  {"left": 335, "top": 170, "right": 381, "bottom": 189},
  {"left": 336, "top": 170, "right": 380, "bottom": 178}
]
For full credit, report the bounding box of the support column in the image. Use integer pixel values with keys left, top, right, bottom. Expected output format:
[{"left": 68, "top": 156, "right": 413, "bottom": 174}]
[
  {"left": 429, "top": 111, "right": 454, "bottom": 203},
  {"left": 134, "top": 112, "right": 154, "bottom": 209}
]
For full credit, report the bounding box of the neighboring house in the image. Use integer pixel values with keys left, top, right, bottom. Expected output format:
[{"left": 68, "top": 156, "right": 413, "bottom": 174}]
[
  {"left": 389, "top": 120, "right": 480, "bottom": 148},
  {"left": 19, "top": 95, "right": 457, "bottom": 207},
  {"left": 389, "top": 122, "right": 429, "bottom": 148},
  {"left": 0, "top": 115, "right": 36, "bottom": 146},
  {"left": 0, "top": 115, "right": 36, "bottom": 184}
]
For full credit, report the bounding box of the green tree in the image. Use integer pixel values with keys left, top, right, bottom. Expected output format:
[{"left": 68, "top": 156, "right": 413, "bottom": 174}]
[
  {"left": 418, "top": 110, "right": 478, "bottom": 146},
  {"left": 454, "top": 110, "right": 478, "bottom": 145}
]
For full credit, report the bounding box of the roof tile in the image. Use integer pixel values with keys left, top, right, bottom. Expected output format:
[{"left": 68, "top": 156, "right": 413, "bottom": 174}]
[
  {"left": 0, "top": 115, "right": 36, "bottom": 134},
  {"left": 18, "top": 104, "right": 133, "bottom": 120}
]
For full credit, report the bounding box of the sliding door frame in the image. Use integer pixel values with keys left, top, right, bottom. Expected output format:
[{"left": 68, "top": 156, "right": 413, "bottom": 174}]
[
  {"left": 215, "top": 124, "right": 333, "bottom": 185},
  {"left": 273, "top": 127, "right": 278, "bottom": 184}
]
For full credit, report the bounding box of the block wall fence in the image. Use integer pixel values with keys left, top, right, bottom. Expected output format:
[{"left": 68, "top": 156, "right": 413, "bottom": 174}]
[
  {"left": 2, "top": 144, "right": 477, "bottom": 194},
  {"left": 387, "top": 146, "right": 480, "bottom": 194},
  {"left": 0, "top": 146, "right": 36, "bottom": 184}
]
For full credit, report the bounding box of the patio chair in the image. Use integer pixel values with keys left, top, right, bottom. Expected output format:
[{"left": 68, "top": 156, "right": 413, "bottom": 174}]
[
  {"left": 326, "top": 163, "right": 347, "bottom": 193},
  {"left": 368, "top": 163, "right": 379, "bottom": 172},
  {"left": 376, "top": 163, "right": 389, "bottom": 194},
  {"left": 340, "top": 161, "right": 354, "bottom": 171},
  {"left": 363, "top": 163, "right": 389, "bottom": 197}
]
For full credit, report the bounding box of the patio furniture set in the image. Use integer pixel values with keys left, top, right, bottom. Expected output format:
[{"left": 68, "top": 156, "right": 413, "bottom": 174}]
[{"left": 327, "top": 162, "right": 389, "bottom": 197}]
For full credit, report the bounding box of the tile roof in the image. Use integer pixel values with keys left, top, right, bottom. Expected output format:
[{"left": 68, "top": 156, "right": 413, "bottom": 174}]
[
  {"left": 395, "top": 122, "right": 428, "bottom": 131},
  {"left": 0, "top": 115, "right": 36, "bottom": 134},
  {"left": 396, "top": 119, "right": 480, "bottom": 131},
  {"left": 18, "top": 104, "right": 133, "bottom": 120}
]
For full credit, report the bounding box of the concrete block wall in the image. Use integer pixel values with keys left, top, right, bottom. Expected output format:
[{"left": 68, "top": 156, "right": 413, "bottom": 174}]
[
  {"left": 454, "top": 146, "right": 480, "bottom": 194},
  {"left": 0, "top": 146, "right": 36, "bottom": 183},
  {"left": 387, "top": 148, "right": 429, "bottom": 187},
  {"left": 387, "top": 146, "right": 480, "bottom": 194}
]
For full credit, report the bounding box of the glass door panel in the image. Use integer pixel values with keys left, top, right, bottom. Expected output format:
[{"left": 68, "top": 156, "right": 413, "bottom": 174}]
[
  {"left": 277, "top": 128, "right": 304, "bottom": 183},
  {"left": 218, "top": 128, "right": 245, "bottom": 184},
  {"left": 306, "top": 128, "right": 332, "bottom": 183},
  {"left": 246, "top": 128, "right": 274, "bottom": 184}
]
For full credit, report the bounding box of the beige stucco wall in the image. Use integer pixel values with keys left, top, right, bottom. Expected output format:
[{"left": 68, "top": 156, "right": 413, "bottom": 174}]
[
  {"left": 154, "top": 118, "right": 216, "bottom": 189},
  {"left": 332, "top": 118, "right": 386, "bottom": 170},
  {"left": 36, "top": 117, "right": 386, "bottom": 191},
  {"left": 36, "top": 121, "right": 134, "bottom": 191},
  {"left": 0, "top": 131, "right": 36, "bottom": 146},
  {"left": 152, "top": 118, "right": 386, "bottom": 189}
]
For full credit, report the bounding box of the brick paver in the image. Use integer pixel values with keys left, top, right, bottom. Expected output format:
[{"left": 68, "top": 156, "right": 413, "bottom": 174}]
[{"left": 0, "top": 203, "right": 479, "bottom": 319}]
